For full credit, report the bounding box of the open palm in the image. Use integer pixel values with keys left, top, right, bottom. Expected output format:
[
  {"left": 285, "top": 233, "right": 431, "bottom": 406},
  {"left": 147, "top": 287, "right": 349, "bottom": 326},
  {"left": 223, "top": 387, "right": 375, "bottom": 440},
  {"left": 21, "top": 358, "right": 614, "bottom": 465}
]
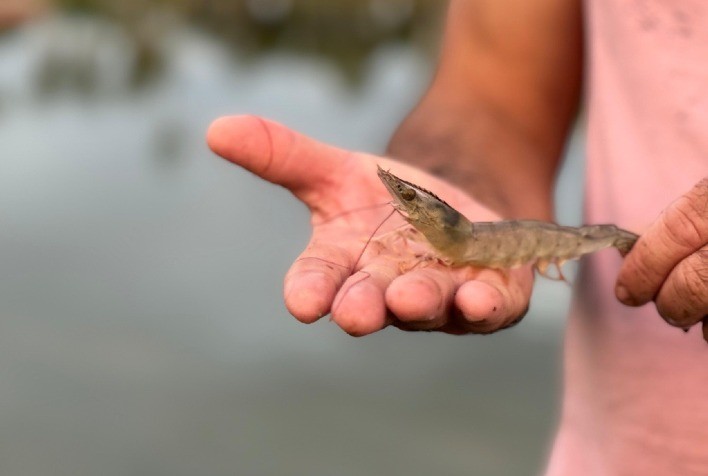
[{"left": 207, "top": 115, "right": 533, "bottom": 335}]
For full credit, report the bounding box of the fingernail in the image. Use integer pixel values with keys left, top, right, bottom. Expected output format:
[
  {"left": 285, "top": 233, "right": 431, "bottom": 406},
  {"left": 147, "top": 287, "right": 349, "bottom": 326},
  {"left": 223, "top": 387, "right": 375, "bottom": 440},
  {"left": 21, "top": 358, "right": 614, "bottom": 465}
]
[{"left": 615, "top": 284, "right": 636, "bottom": 305}]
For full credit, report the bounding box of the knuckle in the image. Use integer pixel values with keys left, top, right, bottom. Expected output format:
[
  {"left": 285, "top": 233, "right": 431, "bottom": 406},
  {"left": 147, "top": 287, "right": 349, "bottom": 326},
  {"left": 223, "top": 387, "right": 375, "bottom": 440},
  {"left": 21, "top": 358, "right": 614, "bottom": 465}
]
[
  {"left": 657, "top": 253, "right": 708, "bottom": 326},
  {"left": 660, "top": 203, "right": 703, "bottom": 251},
  {"left": 678, "top": 268, "right": 706, "bottom": 306},
  {"left": 661, "top": 178, "right": 708, "bottom": 249},
  {"left": 693, "top": 176, "right": 708, "bottom": 201},
  {"left": 687, "top": 250, "right": 708, "bottom": 298},
  {"left": 696, "top": 248, "right": 708, "bottom": 277}
]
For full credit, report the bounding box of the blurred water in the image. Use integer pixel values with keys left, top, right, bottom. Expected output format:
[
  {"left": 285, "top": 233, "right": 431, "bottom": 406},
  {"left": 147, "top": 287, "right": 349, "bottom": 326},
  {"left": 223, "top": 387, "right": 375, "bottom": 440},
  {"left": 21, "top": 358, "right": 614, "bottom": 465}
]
[{"left": 0, "top": 14, "right": 582, "bottom": 476}]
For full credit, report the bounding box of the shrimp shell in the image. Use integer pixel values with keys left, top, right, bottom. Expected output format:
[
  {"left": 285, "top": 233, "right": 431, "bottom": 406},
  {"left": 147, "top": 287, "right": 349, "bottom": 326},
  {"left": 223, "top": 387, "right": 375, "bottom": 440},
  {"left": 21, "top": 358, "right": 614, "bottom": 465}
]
[{"left": 376, "top": 166, "right": 638, "bottom": 276}]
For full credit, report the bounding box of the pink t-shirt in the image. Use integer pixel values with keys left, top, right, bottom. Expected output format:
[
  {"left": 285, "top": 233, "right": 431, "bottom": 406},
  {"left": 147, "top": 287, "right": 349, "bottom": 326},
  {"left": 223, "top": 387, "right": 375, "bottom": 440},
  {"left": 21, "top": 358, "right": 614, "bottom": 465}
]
[{"left": 547, "top": 1, "right": 708, "bottom": 474}]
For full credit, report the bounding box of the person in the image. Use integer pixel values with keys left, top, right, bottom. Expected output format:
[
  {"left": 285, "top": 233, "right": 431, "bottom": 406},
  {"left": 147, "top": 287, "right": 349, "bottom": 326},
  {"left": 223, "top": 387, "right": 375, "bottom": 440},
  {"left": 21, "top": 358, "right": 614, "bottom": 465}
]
[{"left": 207, "top": 1, "right": 708, "bottom": 473}]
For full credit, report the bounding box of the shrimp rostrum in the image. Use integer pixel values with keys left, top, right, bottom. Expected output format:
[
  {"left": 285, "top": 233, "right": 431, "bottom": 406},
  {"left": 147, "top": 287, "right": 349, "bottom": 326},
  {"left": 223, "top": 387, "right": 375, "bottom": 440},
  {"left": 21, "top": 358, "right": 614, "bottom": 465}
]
[{"left": 376, "top": 166, "right": 638, "bottom": 279}]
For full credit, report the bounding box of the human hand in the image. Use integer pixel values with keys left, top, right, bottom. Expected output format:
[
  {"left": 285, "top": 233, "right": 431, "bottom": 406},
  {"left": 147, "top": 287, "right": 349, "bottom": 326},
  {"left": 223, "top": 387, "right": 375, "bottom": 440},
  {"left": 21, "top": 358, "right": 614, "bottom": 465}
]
[
  {"left": 616, "top": 178, "right": 708, "bottom": 340},
  {"left": 207, "top": 116, "right": 533, "bottom": 336}
]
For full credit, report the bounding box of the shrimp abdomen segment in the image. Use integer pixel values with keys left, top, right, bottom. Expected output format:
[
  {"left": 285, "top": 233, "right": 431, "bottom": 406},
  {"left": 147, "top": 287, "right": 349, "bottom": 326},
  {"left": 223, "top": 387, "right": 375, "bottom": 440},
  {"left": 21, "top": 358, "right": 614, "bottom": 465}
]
[{"left": 454, "top": 220, "right": 639, "bottom": 268}]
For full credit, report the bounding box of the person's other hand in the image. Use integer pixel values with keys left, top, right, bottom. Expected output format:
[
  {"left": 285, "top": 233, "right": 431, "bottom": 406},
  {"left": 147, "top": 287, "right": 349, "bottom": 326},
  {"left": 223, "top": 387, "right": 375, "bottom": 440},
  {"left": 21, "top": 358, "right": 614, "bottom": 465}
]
[
  {"left": 616, "top": 178, "right": 708, "bottom": 339},
  {"left": 207, "top": 115, "right": 533, "bottom": 336}
]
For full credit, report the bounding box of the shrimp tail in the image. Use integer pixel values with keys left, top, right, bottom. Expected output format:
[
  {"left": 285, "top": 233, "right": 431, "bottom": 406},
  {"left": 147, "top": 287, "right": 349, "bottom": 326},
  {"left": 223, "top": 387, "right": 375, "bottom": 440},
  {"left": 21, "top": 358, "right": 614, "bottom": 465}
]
[
  {"left": 578, "top": 224, "right": 639, "bottom": 257},
  {"left": 613, "top": 229, "right": 639, "bottom": 257}
]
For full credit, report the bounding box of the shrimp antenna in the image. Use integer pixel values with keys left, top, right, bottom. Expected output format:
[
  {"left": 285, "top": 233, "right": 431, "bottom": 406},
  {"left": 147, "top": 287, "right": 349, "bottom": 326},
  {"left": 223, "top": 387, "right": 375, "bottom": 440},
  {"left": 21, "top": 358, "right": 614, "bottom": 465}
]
[
  {"left": 314, "top": 202, "right": 391, "bottom": 226},
  {"left": 294, "top": 206, "right": 396, "bottom": 271},
  {"left": 351, "top": 208, "right": 396, "bottom": 272},
  {"left": 330, "top": 207, "right": 397, "bottom": 318}
]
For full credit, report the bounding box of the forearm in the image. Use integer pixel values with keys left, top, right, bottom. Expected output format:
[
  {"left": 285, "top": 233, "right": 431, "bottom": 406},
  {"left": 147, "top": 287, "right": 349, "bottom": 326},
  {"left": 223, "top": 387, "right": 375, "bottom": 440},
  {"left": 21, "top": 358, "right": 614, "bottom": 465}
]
[
  {"left": 387, "top": 0, "right": 583, "bottom": 220},
  {"left": 387, "top": 100, "right": 568, "bottom": 220}
]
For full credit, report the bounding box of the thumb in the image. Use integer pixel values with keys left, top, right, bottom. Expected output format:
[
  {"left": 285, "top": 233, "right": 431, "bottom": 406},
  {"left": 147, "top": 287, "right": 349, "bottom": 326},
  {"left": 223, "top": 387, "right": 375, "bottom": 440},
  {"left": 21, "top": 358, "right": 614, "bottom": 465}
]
[{"left": 207, "top": 115, "right": 349, "bottom": 197}]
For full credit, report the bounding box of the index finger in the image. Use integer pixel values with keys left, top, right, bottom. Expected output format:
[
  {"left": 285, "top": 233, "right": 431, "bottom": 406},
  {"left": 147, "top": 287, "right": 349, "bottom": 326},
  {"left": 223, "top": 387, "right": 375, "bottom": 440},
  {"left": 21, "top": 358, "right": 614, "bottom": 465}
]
[{"left": 616, "top": 177, "right": 708, "bottom": 305}]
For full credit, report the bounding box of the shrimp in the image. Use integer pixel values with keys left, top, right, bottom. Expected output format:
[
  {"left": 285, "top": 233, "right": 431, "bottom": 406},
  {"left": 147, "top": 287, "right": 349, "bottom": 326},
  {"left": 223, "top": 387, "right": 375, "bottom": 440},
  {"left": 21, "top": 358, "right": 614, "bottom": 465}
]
[{"left": 376, "top": 166, "right": 638, "bottom": 279}]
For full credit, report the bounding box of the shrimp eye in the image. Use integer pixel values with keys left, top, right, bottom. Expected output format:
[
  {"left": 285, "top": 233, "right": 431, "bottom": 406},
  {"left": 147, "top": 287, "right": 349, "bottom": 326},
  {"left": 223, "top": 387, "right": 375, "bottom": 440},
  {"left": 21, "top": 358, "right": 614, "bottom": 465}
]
[{"left": 401, "top": 188, "right": 416, "bottom": 201}]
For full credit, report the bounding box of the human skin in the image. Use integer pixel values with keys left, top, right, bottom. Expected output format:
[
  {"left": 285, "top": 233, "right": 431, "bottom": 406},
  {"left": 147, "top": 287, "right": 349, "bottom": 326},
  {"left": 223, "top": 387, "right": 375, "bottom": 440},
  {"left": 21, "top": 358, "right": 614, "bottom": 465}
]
[
  {"left": 208, "top": 116, "right": 532, "bottom": 335},
  {"left": 616, "top": 177, "right": 708, "bottom": 335},
  {"left": 207, "top": 0, "right": 706, "bottom": 333},
  {"left": 207, "top": 0, "right": 582, "bottom": 335},
  {"left": 0, "top": 0, "right": 47, "bottom": 28}
]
